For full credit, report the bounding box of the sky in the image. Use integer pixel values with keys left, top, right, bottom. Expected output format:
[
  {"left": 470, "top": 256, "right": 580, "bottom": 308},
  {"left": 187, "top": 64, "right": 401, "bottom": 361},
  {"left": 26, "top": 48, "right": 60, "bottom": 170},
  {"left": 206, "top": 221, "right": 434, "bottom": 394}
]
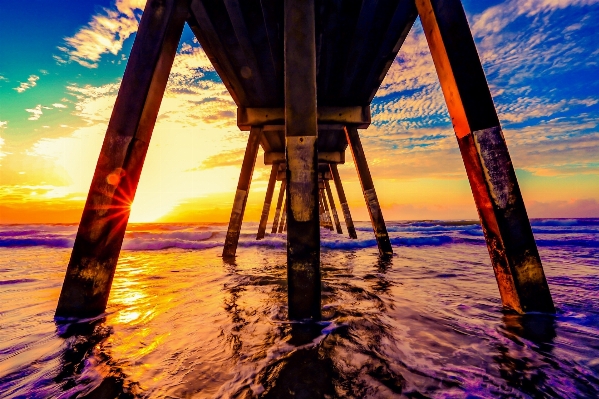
[{"left": 0, "top": 0, "right": 598, "bottom": 224}]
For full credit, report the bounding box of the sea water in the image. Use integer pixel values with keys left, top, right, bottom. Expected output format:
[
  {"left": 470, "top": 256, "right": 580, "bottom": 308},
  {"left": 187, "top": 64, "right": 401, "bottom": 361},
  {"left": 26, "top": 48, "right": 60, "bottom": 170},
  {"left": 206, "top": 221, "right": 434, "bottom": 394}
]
[{"left": 0, "top": 219, "right": 598, "bottom": 398}]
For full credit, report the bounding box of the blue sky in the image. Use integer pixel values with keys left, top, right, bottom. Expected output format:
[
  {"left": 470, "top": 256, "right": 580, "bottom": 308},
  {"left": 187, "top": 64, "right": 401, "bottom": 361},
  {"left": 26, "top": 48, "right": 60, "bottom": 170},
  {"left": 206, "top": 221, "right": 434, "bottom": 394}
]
[{"left": 0, "top": 0, "right": 598, "bottom": 223}]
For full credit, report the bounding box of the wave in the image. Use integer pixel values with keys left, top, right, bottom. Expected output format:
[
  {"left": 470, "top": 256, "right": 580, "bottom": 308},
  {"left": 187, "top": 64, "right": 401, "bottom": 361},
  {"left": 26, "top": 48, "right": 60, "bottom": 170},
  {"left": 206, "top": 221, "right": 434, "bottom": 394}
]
[{"left": 0, "top": 219, "right": 597, "bottom": 250}]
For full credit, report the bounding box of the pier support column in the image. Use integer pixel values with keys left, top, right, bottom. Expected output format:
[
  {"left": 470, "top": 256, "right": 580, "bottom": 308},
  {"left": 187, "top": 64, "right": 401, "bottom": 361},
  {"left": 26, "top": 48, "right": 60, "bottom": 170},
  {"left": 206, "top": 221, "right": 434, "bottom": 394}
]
[
  {"left": 279, "top": 201, "right": 287, "bottom": 234},
  {"left": 55, "top": 0, "right": 188, "bottom": 318},
  {"left": 416, "top": 0, "right": 554, "bottom": 313},
  {"left": 330, "top": 164, "right": 357, "bottom": 239},
  {"left": 325, "top": 180, "right": 343, "bottom": 234},
  {"left": 320, "top": 186, "right": 334, "bottom": 231},
  {"left": 284, "top": 0, "right": 320, "bottom": 320},
  {"left": 257, "top": 164, "right": 278, "bottom": 239},
  {"left": 271, "top": 180, "right": 286, "bottom": 233},
  {"left": 223, "top": 126, "right": 263, "bottom": 258},
  {"left": 345, "top": 126, "right": 393, "bottom": 256}
]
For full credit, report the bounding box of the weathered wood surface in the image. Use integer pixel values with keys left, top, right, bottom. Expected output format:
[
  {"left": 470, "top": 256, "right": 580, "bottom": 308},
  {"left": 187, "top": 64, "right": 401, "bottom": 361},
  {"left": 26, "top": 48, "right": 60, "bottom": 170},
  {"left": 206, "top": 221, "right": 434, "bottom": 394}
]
[
  {"left": 278, "top": 200, "right": 287, "bottom": 234},
  {"left": 416, "top": 0, "right": 554, "bottom": 313},
  {"left": 257, "top": 163, "right": 278, "bottom": 239},
  {"left": 56, "top": 0, "right": 189, "bottom": 318},
  {"left": 330, "top": 164, "right": 357, "bottom": 239},
  {"left": 189, "top": 0, "right": 417, "bottom": 108},
  {"left": 345, "top": 126, "right": 392, "bottom": 255},
  {"left": 284, "top": 0, "right": 320, "bottom": 321},
  {"left": 320, "top": 186, "right": 334, "bottom": 231},
  {"left": 271, "top": 180, "right": 286, "bottom": 233},
  {"left": 325, "top": 180, "right": 343, "bottom": 234},
  {"left": 222, "top": 126, "right": 263, "bottom": 258},
  {"left": 238, "top": 106, "right": 370, "bottom": 130}
]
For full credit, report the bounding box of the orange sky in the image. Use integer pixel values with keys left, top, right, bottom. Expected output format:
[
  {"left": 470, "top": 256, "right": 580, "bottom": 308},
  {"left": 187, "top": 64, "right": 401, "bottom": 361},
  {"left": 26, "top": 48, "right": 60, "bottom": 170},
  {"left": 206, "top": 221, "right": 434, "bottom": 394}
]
[{"left": 1, "top": 0, "right": 598, "bottom": 224}]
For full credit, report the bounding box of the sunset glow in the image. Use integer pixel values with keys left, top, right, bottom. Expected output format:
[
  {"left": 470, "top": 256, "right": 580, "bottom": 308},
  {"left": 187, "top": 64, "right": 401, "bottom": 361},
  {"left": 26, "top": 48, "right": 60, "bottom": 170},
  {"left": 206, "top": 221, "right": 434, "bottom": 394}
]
[{"left": 1, "top": 0, "right": 598, "bottom": 224}]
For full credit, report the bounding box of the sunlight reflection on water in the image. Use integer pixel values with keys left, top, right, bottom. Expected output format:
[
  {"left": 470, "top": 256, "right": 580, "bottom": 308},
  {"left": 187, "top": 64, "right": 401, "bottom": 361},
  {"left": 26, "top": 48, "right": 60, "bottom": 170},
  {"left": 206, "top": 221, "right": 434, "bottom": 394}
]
[{"left": 0, "top": 221, "right": 598, "bottom": 398}]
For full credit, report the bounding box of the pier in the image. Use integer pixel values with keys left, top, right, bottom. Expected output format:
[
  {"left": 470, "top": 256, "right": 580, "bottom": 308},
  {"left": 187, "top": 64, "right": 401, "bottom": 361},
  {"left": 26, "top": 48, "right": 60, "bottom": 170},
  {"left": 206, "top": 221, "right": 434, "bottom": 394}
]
[{"left": 55, "top": 0, "right": 554, "bottom": 321}]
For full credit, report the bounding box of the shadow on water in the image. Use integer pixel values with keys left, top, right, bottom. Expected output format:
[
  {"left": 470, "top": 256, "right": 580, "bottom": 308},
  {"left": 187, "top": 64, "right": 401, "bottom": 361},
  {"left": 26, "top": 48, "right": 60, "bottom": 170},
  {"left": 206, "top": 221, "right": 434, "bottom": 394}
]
[
  {"left": 225, "top": 253, "right": 410, "bottom": 398},
  {"left": 495, "top": 312, "right": 559, "bottom": 398},
  {"left": 54, "top": 319, "right": 140, "bottom": 398}
]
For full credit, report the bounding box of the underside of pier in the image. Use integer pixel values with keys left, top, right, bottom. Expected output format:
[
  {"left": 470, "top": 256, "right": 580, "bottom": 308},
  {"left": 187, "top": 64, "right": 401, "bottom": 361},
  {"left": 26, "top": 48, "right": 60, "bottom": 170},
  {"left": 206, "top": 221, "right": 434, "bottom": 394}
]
[{"left": 55, "top": 0, "right": 554, "bottom": 321}]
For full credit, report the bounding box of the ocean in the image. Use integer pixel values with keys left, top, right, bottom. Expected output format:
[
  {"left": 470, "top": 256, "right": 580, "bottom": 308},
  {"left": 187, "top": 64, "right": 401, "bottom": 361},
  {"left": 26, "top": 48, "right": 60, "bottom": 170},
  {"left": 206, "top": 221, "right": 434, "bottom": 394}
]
[{"left": 0, "top": 219, "right": 598, "bottom": 398}]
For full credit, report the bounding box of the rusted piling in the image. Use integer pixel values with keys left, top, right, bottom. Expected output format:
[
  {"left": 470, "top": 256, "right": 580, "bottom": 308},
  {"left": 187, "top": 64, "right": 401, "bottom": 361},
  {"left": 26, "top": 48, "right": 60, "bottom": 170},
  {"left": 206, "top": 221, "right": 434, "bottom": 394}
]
[{"left": 416, "top": 0, "right": 554, "bottom": 313}]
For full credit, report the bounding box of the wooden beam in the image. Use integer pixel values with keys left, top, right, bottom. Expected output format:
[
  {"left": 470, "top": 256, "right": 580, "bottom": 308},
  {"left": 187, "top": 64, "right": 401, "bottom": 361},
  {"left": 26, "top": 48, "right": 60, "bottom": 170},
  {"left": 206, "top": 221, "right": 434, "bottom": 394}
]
[
  {"left": 222, "top": 126, "right": 263, "bottom": 258},
  {"left": 285, "top": 0, "right": 320, "bottom": 321},
  {"left": 325, "top": 180, "right": 343, "bottom": 234},
  {"left": 265, "top": 151, "right": 345, "bottom": 165},
  {"left": 345, "top": 127, "right": 393, "bottom": 256},
  {"left": 257, "top": 163, "right": 278, "bottom": 239},
  {"left": 271, "top": 180, "right": 286, "bottom": 233},
  {"left": 188, "top": 0, "right": 248, "bottom": 105},
  {"left": 330, "top": 164, "right": 357, "bottom": 239},
  {"left": 237, "top": 106, "right": 371, "bottom": 130},
  {"left": 416, "top": 0, "right": 554, "bottom": 313},
  {"left": 55, "top": 0, "right": 188, "bottom": 318}
]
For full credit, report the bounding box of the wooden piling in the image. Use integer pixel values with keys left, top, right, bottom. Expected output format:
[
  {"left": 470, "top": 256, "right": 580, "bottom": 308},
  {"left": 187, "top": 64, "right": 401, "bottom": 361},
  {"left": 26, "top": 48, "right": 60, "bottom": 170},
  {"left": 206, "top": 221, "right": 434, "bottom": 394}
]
[
  {"left": 223, "top": 126, "right": 263, "bottom": 258},
  {"left": 330, "top": 164, "right": 358, "bottom": 239},
  {"left": 257, "top": 164, "right": 279, "bottom": 239},
  {"left": 320, "top": 186, "right": 334, "bottom": 231},
  {"left": 284, "top": 0, "right": 320, "bottom": 320},
  {"left": 271, "top": 180, "right": 286, "bottom": 233},
  {"left": 55, "top": 0, "right": 188, "bottom": 318},
  {"left": 416, "top": 0, "right": 554, "bottom": 313},
  {"left": 345, "top": 126, "right": 392, "bottom": 255},
  {"left": 325, "top": 180, "right": 343, "bottom": 234},
  {"left": 279, "top": 200, "right": 287, "bottom": 234}
]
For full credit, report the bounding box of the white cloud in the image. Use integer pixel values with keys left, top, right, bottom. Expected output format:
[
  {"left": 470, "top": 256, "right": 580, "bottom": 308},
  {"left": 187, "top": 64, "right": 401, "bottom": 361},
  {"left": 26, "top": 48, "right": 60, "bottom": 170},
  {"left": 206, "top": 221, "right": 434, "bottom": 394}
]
[
  {"left": 25, "top": 105, "right": 43, "bottom": 121},
  {"left": 0, "top": 75, "right": 7, "bottom": 81},
  {"left": 58, "top": 0, "right": 147, "bottom": 68},
  {"left": 472, "top": 0, "right": 599, "bottom": 35},
  {"left": 14, "top": 75, "right": 39, "bottom": 93},
  {"left": 0, "top": 121, "right": 7, "bottom": 129},
  {"left": 52, "top": 103, "right": 68, "bottom": 108}
]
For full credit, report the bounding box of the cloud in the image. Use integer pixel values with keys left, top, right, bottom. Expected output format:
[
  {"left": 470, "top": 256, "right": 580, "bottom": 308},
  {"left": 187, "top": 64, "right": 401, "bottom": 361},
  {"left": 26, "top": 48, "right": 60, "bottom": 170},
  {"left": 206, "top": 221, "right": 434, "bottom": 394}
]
[
  {"left": 57, "top": 0, "right": 147, "bottom": 68},
  {"left": 0, "top": 121, "right": 7, "bottom": 129},
  {"left": 0, "top": 123, "right": 6, "bottom": 164},
  {"left": 26, "top": 40, "right": 245, "bottom": 222},
  {"left": 13, "top": 75, "right": 39, "bottom": 93},
  {"left": 52, "top": 103, "right": 67, "bottom": 109},
  {"left": 527, "top": 198, "right": 599, "bottom": 218},
  {"left": 25, "top": 105, "right": 43, "bottom": 121},
  {"left": 472, "top": 0, "right": 599, "bottom": 35}
]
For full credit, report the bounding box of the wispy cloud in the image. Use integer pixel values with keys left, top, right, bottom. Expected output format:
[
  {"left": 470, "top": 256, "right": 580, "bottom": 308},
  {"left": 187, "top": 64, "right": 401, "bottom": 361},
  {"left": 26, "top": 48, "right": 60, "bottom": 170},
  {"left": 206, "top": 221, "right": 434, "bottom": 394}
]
[
  {"left": 13, "top": 75, "right": 39, "bottom": 93},
  {"left": 52, "top": 103, "right": 68, "bottom": 109},
  {"left": 472, "top": 0, "right": 599, "bottom": 35},
  {"left": 25, "top": 105, "right": 43, "bottom": 121},
  {"left": 57, "top": 0, "right": 147, "bottom": 68},
  {"left": 0, "top": 121, "right": 7, "bottom": 129}
]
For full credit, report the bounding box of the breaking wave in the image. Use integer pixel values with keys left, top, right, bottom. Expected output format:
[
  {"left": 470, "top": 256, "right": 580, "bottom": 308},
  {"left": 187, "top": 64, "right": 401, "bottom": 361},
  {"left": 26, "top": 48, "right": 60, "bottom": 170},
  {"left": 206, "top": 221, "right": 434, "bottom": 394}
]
[{"left": 0, "top": 218, "right": 597, "bottom": 250}]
